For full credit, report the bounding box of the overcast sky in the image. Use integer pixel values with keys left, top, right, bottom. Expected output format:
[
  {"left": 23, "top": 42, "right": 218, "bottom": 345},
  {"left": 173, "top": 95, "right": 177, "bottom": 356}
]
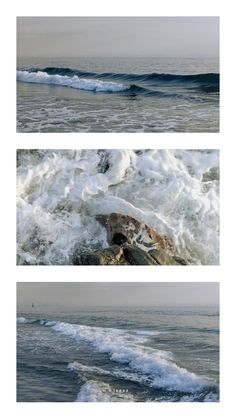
[
  {"left": 17, "top": 17, "right": 219, "bottom": 58},
  {"left": 17, "top": 282, "right": 219, "bottom": 311}
]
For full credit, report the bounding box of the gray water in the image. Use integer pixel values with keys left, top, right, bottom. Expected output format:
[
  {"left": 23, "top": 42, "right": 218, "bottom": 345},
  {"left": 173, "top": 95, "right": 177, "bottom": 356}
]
[
  {"left": 17, "top": 306, "right": 219, "bottom": 402},
  {"left": 17, "top": 57, "right": 219, "bottom": 133}
]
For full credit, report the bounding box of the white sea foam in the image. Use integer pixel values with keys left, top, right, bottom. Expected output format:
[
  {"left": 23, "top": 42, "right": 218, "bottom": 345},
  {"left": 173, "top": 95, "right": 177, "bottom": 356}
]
[
  {"left": 68, "top": 361, "right": 112, "bottom": 376},
  {"left": 68, "top": 361, "right": 149, "bottom": 386},
  {"left": 75, "top": 381, "right": 112, "bottom": 402},
  {"left": 17, "top": 70, "right": 128, "bottom": 93},
  {"left": 75, "top": 380, "right": 134, "bottom": 402},
  {"left": 44, "top": 320, "right": 57, "bottom": 327},
  {"left": 17, "top": 150, "right": 219, "bottom": 265},
  {"left": 51, "top": 320, "right": 208, "bottom": 393}
]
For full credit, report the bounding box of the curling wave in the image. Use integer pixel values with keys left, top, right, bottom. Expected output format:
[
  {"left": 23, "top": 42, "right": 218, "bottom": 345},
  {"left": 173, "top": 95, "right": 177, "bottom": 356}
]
[
  {"left": 17, "top": 70, "right": 128, "bottom": 93},
  {"left": 17, "top": 67, "right": 219, "bottom": 94}
]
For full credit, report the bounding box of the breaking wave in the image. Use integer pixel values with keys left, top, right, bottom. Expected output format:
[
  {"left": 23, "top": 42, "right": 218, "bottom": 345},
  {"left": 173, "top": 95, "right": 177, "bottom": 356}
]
[
  {"left": 17, "top": 70, "right": 128, "bottom": 93},
  {"left": 17, "top": 67, "right": 219, "bottom": 95},
  {"left": 18, "top": 316, "right": 217, "bottom": 395}
]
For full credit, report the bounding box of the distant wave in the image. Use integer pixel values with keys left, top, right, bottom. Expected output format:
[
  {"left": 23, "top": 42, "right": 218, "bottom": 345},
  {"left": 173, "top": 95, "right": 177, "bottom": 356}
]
[
  {"left": 17, "top": 317, "right": 56, "bottom": 326},
  {"left": 17, "top": 67, "right": 219, "bottom": 94},
  {"left": 17, "top": 316, "right": 28, "bottom": 323}
]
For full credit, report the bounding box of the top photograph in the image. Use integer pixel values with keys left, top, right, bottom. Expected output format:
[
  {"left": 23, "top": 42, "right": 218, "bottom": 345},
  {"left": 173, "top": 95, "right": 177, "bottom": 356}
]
[{"left": 17, "top": 17, "right": 219, "bottom": 133}]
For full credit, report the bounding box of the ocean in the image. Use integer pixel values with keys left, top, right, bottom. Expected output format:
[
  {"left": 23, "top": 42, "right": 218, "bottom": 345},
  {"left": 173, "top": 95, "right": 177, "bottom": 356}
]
[
  {"left": 17, "top": 149, "right": 219, "bottom": 265},
  {"left": 17, "top": 306, "right": 219, "bottom": 402},
  {"left": 17, "top": 57, "right": 219, "bottom": 132}
]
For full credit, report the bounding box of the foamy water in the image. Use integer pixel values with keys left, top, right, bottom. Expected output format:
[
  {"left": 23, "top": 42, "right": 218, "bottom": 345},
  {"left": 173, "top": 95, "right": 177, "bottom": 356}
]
[
  {"left": 17, "top": 307, "right": 219, "bottom": 402},
  {"left": 17, "top": 149, "right": 219, "bottom": 265},
  {"left": 17, "top": 70, "right": 128, "bottom": 93},
  {"left": 53, "top": 320, "right": 206, "bottom": 393}
]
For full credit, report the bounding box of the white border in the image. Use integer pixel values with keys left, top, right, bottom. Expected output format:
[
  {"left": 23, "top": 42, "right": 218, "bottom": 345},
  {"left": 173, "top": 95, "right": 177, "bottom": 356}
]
[{"left": 1, "top": 1, "right": 236, "bottom": 418}]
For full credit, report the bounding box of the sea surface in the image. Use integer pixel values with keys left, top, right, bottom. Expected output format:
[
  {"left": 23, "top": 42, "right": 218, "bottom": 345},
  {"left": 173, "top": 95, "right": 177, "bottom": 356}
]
[
  {"left": 17, "top": 306, "right": 219, "bottom": 402},
  {"left": 17, "top": 149, "right": 219, "bottom": 265},
  {"left": 17, "top": 57, "right": 219, "bottom": 132}
]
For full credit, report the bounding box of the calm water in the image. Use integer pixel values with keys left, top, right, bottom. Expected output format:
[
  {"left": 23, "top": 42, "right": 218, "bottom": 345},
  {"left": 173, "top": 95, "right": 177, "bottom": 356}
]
[
  {"left": 17, "top": 57, "right": 219, "bottom": 132},
  {"left": 17, "top": 306, "right": 219, "bottom": 402}
]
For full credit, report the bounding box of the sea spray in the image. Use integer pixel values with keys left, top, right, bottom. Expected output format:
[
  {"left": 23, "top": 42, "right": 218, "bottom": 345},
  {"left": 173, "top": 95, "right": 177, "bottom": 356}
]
[{"left": 17, "top": 149, "right": 219, "bottom": 265}]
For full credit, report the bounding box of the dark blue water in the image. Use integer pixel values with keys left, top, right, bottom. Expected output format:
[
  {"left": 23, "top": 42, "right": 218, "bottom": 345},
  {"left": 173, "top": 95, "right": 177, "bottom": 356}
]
[
  {"left": 17, "top": 57, "right": 219, "bottom": 132},
  {"left": 17, "top": 306, "right": 219, "bottom": 402}
]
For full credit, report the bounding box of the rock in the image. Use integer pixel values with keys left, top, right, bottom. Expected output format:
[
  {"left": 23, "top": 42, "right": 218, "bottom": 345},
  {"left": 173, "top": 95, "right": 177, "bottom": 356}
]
[
  {"left": 123, "top": 244, "right": 157, "bottom": 265},
  {"left": 73, "top": 243, "right": 188, "bottom": 266},
  {"left": 202, "top": 166, "right": 219, "bottom": 182},
  {"left": 148, "top": 248, "right": 180, "bottom": 265},
  {"left": 96, "top": 213, "right": 173, "bottom": 250},
  {"left": 72, "top": 212, "right": 189, "bottom": 266},
  {"left": 172, "top": 256, "right": 188, "bottom": 265},
  {"left": 73, "top": 244, "right": 128, "bottom": 265}
]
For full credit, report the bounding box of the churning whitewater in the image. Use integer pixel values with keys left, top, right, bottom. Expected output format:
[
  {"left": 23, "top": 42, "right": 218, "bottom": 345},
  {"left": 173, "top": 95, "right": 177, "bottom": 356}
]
[{"left": 17, "top": 149, "right": 219, "bottom": 265}]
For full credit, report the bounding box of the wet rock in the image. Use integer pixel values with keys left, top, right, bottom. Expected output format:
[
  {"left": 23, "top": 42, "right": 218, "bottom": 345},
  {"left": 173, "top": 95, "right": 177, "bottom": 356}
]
[
  {"left": 96, "top": 213, "right": 173, "bottom": 251},
  {"left": 148, "top": 248, "right": 180, "bottom": 265},
  {"left": 123, "top": 244, "right": 157, "bottom": 265},
  {"left": 74, "top": 243, "right": 188, "bottom": 266},
  {"left": 172, "top": 256, "right": 188, "bottom": 265},
  {"left": 72, "top": 213, "right": 188, "bottom": 266},
  {"left": 202, "top": 166, "right": 219, "bottom": 182},
  {"left": 73, "top": 244, "right": 128, "bottom": 265}
]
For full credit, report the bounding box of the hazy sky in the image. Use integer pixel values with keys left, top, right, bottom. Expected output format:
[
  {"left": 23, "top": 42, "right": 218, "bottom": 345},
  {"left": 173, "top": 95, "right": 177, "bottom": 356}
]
[
  {"left": 17, "top": 17, "right": 219, "bottom": 58},
  {"left": 17, "top": 282, "right": 219, "bottom": 311}
]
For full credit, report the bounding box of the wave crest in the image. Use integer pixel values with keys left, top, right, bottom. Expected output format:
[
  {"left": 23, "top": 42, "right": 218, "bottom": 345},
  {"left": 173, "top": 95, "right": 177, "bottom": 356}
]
[
  {"left": 51, "top": 320, "right": 208, "bottom": 393},
  {"left": 17, "top": 67, "right": 219, "bottom": 94},
  {"left": 17, "top": 70, "right": 128, "bottom": 93}
]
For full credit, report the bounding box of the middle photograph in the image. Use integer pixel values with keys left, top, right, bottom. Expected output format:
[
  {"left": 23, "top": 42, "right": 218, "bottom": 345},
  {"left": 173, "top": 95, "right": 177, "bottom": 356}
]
[{"left": 17, "top": 149, "right": 219, "bottom": 266}]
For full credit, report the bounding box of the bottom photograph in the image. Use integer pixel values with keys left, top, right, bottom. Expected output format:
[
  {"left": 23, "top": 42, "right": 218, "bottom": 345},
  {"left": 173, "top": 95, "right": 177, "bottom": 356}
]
[{"left": 17, "top": 282, "right": 219, "bottom": 403}]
